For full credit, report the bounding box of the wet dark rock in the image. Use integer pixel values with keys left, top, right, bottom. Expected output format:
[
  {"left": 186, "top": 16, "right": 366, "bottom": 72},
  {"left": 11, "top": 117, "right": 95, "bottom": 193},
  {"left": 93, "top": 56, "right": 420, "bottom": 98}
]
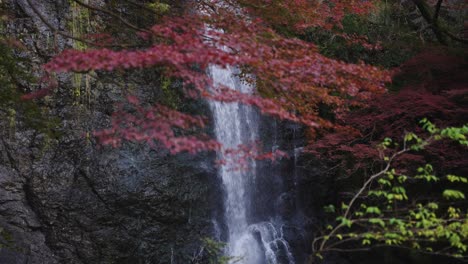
[{"left": 0, "top": 1, "right": 221, "bottom": 263}]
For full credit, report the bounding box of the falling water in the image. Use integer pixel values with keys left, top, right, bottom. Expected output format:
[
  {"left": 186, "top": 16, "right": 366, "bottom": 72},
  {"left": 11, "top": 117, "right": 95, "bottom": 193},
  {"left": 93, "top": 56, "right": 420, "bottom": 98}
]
[{"left": 208, "top": 62, "right": 295, "bottom": 264}]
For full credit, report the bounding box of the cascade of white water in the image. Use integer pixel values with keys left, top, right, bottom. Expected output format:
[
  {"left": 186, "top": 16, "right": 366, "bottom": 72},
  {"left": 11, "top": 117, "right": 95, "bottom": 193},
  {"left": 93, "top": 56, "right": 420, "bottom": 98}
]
[
  {"left": 208, "top": 63, "right": 262, "bottom": 263},
  {"left": 209, "top": 63, "right": 295, "bottom": 263}
]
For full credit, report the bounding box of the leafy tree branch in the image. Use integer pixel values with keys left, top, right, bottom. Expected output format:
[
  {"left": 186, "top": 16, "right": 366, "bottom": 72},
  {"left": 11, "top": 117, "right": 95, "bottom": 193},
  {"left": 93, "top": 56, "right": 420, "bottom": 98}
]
[{"left": 312, "top": 119, "right": 468, "bottom": 262}]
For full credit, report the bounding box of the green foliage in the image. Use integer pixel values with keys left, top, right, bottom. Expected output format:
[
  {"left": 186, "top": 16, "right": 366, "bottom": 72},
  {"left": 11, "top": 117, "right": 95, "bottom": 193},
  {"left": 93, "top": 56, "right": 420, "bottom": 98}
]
[
  {"left": 447, "top": 175, "right": 468, "bottom": 183},
  {"left": 0, "top": 33, "right": 58, "bottom": 137},
  {"left": 302, "top": 2, "right": 423, "bottom": 68},
  {"left": 201, "top": 238, "right": 236, "bottom": 264},
  {"left": 160, "top": 75, "right": 181, "bottom": 109},
  {"left": 0, "top": 227, "right": 13, "bottom": 250},
  {"left": 324, "top": 204, "right": 335, "bottom": 213},
  {"left": 313, "top": 120, "right": 468, "bottom": 261},
  {"left": 443, "top": 190, "right": 465, "bottom": 200},
  {"left": 147, "top": 1, "right": 170, "bottom": 14},
  {"left": 68, "top": 0, "right": 93, "bottom": 106}
]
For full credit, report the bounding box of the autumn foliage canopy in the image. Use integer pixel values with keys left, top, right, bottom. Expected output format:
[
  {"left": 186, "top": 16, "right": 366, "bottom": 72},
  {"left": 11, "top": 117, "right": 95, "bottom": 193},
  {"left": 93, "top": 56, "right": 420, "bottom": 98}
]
[{"left": 29, "top": 0, "right": 391, "bottom": 155}]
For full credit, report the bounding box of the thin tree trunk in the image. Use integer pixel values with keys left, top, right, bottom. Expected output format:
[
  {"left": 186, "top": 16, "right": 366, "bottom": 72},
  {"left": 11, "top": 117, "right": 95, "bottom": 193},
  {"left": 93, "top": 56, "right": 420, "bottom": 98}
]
[{"left": 412, "top": 0, "right": 448, "bottom": 45}]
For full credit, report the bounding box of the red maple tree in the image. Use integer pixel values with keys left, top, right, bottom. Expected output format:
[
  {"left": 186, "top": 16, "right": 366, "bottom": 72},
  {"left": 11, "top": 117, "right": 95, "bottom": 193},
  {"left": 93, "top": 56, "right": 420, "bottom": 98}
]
[
  {"left": 310, "top": 48, "right": 468, "bottom": 175},
  {"left": 25, "top": 0, "right": 391, "bottom": 156}
]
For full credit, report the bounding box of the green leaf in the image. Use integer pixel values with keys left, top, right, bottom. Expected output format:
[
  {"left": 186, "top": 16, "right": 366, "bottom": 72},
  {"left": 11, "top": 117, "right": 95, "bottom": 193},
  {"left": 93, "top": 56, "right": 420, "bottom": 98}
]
[
  {"left": 398, "top": 175, "right": 407, "bottom": 183},
  {"left": 421, "top": 119, "right": 438, "bottom": 134},
  {"left": 369, "top": 190, "right": 384, "bottom": 197},
  {"left": 404, "top": 133, "right": 415, "bottom": 142},
  {"left": 337, "top": 217, "right": 353, "bottom": 228},
  {"left": 447, "top": 175, "right": 468, "bottom": 183},
  {"left": 148, "top": 2, "right": 170, "bottom": 14},
  {"left": 392, "top": 186, "right": 406, "bottom": 194},
  {"left": 324, "top": 204, "right": 335, "bottom": 213},
  {"left": 378, "top": 178, "right": 391, "bottom": 186},
  {"left": 365, "top": 207, "right": 382, "bottom": 215},
  {"left": 381, "top": 137, "right": 392, "bottom": 148},
  {"left": 369, "top": 218, "right": 386, "bottom": 228},
  {"left": 443, "top": 190, "right": 465, "bottom": 200},
  {"left": 355, "top": 211, "right": 364, "bottom": 217}
]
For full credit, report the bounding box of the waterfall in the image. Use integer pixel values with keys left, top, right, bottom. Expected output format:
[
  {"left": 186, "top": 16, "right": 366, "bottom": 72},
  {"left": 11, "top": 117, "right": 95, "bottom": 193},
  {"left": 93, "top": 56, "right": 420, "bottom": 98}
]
[{"left": 208, "top": 63, "right": 295, "bottom": 264}]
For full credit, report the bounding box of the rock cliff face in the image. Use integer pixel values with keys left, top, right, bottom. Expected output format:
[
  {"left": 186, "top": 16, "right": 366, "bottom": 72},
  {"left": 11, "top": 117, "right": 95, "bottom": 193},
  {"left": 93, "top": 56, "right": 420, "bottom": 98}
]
[
  {"left": 0, "top": 1, "right": 221, "bottom": 263},
  {"left": 0, "top": 1, "right": 323, "bottom": 263},
  {"left": 254, "top": 117, "right": 325, "bottom": 264}
]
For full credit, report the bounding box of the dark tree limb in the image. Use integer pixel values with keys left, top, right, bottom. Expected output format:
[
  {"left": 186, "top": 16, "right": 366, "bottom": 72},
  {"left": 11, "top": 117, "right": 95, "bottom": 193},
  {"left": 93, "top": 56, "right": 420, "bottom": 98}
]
[
  {"left": 443, "top": 30, "right": 468, "bottom": 44},
  {"left": 412, "top": 0, "right": 448, "bottom": 45},
  {"left": 70, "top": 0, "right": 151, "bottom": 34},
  {"left": 433, "top": 0, "right": 443, "bottom": 22},
  {"left": 412, "top": 0, "right": 468, "bottom": 45}
]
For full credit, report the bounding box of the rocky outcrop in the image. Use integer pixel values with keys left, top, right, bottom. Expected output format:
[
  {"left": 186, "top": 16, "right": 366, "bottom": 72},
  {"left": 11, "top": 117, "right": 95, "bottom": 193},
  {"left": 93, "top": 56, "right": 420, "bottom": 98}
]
[{"left": 0, "top": 1, "right": 220, "bottom": 263}]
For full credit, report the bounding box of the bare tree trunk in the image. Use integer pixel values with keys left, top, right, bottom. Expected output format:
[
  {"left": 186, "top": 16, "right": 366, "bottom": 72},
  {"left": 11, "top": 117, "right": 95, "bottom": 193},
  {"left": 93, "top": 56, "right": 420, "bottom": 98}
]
[{"left": 412, "top": 0, "right": 448, "bottom": 45}]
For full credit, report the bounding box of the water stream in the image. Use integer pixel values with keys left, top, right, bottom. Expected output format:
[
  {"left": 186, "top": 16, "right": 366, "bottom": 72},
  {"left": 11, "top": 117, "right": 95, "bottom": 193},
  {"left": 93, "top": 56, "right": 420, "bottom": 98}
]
[{"left": 209, "top": 63, "right": 295, "bottom": 264}]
